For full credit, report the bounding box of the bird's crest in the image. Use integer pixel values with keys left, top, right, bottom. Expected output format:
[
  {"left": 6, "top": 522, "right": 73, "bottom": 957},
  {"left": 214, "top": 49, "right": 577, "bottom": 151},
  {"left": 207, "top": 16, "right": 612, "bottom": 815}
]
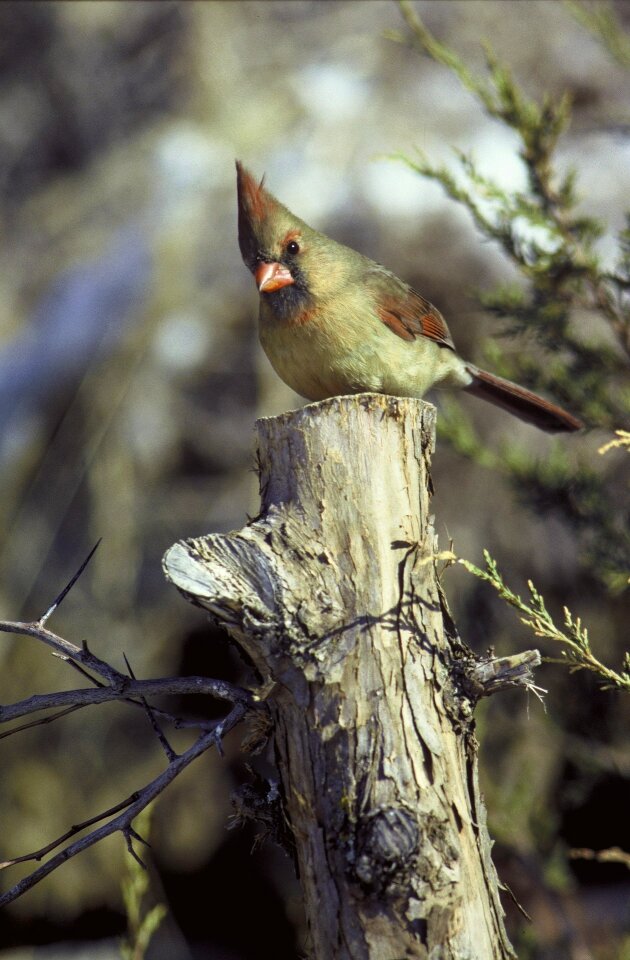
[
  {"left": 236, "top": 160, "right": 283, "bottom": 269},
  {"left": 236, "top": 161, "right": 276, "bottom": 224}
]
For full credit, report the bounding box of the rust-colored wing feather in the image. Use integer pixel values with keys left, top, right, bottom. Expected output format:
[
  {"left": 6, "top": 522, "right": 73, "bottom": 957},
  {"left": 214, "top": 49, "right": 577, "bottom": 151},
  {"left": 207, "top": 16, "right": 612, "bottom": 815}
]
[{"left": 369, "top": 270, "right": 455, "bottom": 350}]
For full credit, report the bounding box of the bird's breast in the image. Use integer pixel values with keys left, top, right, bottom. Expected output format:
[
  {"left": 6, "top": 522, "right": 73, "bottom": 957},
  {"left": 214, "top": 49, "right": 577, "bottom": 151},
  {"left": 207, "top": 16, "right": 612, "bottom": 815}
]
[{"left": 258, "top": 295, "right": 468, "bottom": 402}]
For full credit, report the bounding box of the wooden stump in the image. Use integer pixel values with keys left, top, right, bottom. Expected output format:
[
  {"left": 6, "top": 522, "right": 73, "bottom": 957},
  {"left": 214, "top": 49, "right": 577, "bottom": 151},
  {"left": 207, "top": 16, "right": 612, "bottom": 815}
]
[{"left": 163, "top": 394, "right": 516, "bottom": 960}]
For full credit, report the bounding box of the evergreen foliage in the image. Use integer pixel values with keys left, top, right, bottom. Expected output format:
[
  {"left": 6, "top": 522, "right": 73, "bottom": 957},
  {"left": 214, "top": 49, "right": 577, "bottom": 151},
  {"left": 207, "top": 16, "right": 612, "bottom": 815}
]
[{"left": 395, "top": 0, "right": 630, "bottom": 592}]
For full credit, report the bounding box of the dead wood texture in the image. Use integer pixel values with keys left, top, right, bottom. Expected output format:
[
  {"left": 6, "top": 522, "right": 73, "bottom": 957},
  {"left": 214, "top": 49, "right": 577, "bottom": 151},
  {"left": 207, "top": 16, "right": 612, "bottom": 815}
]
[{"left": 163, "top": 393, "right": 515, "bottom": 960}]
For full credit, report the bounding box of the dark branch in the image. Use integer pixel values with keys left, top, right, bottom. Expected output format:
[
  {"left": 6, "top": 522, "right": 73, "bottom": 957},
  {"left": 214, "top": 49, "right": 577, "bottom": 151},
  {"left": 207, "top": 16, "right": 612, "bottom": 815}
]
[
  {"left": 0, "top": 704, "right": 84, "bottom": 741},
  {"left": 0, "top": 619, "right": 128, "bottom": 686},
  {"left": 0, "top": 702, "right": 248, "bottom": 906},
  {"left": 0, "top": 676, "right": 254, "bottom": 725}
]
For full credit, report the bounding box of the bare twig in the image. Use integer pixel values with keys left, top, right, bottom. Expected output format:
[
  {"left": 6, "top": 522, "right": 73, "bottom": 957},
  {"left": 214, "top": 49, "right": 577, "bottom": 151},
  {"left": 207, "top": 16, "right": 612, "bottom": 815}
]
[
  {"left": 0, "top": 701, "right": 248, "bottom": 906},
  {"left": 0, "top": 603, "right": 256, "bottom": 904},
  {"left": 1, "top": 794, "right": 144, "bottom": 868},
  {"left": 123, "top": 825, "right": 150, "bottom": 871},
  {"left": 0, "top": 704, "right": 85, "bottom": 741},
  {"left": 0, "top": 618, "right": 128, "bottom": 686},
  {"left": 0, "top": 675, "right": 253, "bottom": 726},
  {"left": 57, "top": 656, "right": 105, "bottom": 687},
  {"left": 0, "top": 617, "right": 254, "bottom": 730},
  {"left": 125, "top": 651, "right": 178, "bottom": 763}
]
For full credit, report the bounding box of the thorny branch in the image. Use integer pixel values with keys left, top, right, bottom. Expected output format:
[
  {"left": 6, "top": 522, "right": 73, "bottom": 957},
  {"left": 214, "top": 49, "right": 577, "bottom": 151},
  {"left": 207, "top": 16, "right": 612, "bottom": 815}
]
[
  {"left": 0, "top": 707, "right": 248, "bottom": 907},
  {"left": 0, "top": 674, "right": 253, "bottom": 726},
  {"left": 0, "top": 545, "right": 255, "bottom": 906}
]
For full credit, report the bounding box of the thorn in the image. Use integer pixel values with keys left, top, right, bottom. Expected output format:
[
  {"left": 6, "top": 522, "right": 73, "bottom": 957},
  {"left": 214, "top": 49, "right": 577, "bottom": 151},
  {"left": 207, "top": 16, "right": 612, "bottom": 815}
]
[
  {"left": 64, "top": 659, "right": 104, "bottom": 687},
  {"left": 39, "top": 540, "right": 102, "bottom": 626},
  {"left": 499, "top": 879, "right": 532, "bottom": 922},
  {"left": 128, "top": 826, "right": 151, "bottom": 848},
  {"left": 123, "top": 828, "right": 147, "bottom": 870},
  {"left": 138, "top": 689, "right": 177, "bottom": 763},
  {"left": 123, "top": 653, "right": 137, "bottom": 680}
]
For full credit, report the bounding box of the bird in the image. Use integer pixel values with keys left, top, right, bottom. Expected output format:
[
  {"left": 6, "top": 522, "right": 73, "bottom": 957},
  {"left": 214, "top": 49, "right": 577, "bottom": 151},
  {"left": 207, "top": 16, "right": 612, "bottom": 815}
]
[{"left": 236, "top": 161, "right": 582, "bottom": 433}]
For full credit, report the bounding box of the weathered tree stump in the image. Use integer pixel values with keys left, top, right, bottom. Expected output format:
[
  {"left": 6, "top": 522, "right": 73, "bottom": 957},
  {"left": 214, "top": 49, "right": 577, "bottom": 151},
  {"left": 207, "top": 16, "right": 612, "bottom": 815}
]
[{"left": 163, "top": 394, "right": 518, "bottom": 959}]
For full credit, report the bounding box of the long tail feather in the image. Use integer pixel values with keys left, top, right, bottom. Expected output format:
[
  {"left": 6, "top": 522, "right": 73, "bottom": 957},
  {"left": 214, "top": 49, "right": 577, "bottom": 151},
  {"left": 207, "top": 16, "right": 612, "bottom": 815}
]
[{"left": 464, "top": 364, "right": 583, "bottom": 433}]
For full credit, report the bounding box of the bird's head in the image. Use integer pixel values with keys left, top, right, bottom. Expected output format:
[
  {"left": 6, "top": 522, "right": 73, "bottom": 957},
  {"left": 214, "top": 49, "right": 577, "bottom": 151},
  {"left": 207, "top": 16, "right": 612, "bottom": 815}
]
[{"left": 236, "top": 161, "right": 356, "bottom": 320}]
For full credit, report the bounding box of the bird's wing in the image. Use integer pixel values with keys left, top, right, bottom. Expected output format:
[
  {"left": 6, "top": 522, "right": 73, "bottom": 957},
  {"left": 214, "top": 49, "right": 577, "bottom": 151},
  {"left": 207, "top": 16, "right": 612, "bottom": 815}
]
[{"left": 368, "top": 269, "right": 456, "bottom": 350}]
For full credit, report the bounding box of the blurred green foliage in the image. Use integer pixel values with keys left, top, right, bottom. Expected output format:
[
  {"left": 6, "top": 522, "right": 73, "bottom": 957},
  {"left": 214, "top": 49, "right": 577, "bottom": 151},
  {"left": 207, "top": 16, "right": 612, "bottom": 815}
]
[
  {"left": 394, "top": 4, "right": 630, "bottom": 957},
  {"left": 396, "top": 0, "right": 630, "bottom": 592},
  {"left": 119, "top": 807, "right": 166, "bottom": 960}
]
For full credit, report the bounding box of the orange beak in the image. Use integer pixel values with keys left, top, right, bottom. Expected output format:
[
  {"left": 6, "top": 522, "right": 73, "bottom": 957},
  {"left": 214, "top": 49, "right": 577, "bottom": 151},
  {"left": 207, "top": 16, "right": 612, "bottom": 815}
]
[{"left": 255, "top": 261, "right": 295, "bottom": 293}]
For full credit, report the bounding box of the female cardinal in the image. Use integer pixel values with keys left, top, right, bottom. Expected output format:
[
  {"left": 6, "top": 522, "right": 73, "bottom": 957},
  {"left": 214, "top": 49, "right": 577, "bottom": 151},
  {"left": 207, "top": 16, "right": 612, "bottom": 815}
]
[{"left": 236, "top": 161, "right": 582, "bottom": 432}]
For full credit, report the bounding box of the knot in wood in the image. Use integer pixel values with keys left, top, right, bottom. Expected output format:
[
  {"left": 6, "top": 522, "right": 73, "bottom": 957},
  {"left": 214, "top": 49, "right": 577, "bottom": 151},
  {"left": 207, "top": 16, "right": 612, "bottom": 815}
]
[{"left": 354, "top": 805, "right": 419, "bottom": 894}]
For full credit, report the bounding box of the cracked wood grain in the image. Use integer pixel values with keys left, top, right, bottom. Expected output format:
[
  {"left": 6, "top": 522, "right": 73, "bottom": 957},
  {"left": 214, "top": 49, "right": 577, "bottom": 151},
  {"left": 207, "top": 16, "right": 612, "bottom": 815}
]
[{"left": 163, "top": 393, "right": 515, "bottom": 960}]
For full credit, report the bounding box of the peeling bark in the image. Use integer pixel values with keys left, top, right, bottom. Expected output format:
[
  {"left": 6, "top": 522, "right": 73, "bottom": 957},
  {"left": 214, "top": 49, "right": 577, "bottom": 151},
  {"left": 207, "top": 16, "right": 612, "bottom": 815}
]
[{"left": 163, "top": 394, "right": 516, "bottom": 960}]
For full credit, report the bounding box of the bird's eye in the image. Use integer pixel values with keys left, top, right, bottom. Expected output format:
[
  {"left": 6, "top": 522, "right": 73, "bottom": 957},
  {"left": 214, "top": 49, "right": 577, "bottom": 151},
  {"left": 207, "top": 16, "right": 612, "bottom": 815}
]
[{"left": 286, "top": 240, "right": 300, "bottom": 255}]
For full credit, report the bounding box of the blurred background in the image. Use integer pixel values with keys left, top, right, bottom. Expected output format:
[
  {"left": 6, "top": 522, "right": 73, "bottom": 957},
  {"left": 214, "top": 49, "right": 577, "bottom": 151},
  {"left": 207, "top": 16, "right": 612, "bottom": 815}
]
[{"left": 0, "top": 1, "right": 629, "bottom": 958}]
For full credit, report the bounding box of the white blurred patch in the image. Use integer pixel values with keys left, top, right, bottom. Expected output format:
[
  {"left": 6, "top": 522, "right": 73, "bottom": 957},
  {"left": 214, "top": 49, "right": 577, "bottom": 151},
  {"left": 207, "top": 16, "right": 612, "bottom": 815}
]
[
  {"left": 153, "top": 311, "right": 215, "bottom": 372},
  {"left": 278, "top": 159, "right": 351, "bottom": 223},
  {"left": 361, "top": 160, "right": 453, "bottom": 220},
  {"left": 292, "top": 63, "right": 370, "bottom": 124},
  {"left": 468, "top": 126, "right": 528, "bottom": 193},
  {"left": 561, "top": 133, "right": 630, "bottom": 270},
  {"left": 153, "top": 123, "right": 233, "bottom": 195}
]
